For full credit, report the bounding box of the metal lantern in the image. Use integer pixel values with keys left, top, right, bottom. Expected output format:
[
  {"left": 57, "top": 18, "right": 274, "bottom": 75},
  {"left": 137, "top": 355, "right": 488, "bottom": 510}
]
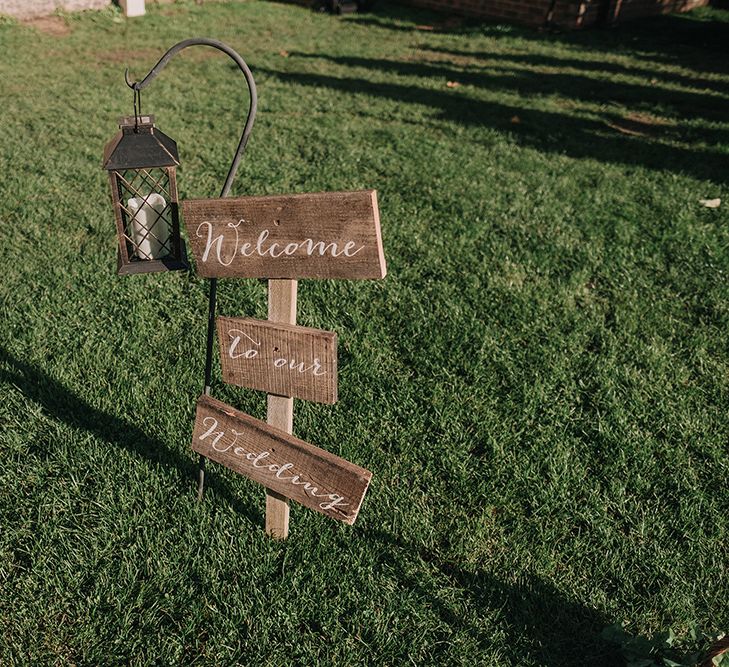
[{"left": 102, "top": 114, "right": 188, "bottom": 275}]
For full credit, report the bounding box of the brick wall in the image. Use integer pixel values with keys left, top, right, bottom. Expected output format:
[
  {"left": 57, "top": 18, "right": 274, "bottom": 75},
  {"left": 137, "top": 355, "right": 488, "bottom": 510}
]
[{"left": 396, "top": 0, "right": 710, "bottom": 26}]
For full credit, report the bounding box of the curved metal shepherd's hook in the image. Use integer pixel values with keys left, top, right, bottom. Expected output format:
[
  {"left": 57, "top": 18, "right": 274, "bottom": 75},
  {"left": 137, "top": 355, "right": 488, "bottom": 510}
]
[
  {"left": 125, "top": 38, "right": 258, "bottom": 500},
  {"left": 125, "top": 37, "right": 257, "bottom": 199}
]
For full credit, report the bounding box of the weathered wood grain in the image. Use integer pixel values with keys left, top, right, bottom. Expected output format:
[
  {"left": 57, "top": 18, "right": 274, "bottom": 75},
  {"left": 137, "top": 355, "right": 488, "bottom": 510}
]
[
  {"left": 191, "top": 395, "right": 372, "bottom": 525},
  {"left": 217, "top": 316, "right": 337, "bottom": 404},
  {"left": 182, "top": 190, "right": 386, "bottom": 279}
]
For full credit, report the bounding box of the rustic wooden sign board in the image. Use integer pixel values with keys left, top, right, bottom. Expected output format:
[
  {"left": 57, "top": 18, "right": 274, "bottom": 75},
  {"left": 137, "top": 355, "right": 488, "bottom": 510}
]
[
  {"left": 183, "top": 188, "right": 386, "bottom": 536},
  {"left": 182, "top": 189, "right": 386, "bottom": 279},
  {"left": 192, "top": 394, "right": 371, "bottom": 524},
  {"left": 217, "top": 316, "right": 337, "bottom": 404}
]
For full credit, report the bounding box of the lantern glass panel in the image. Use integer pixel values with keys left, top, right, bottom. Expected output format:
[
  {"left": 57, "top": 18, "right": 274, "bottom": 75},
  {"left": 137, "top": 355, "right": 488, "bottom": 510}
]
[{"left": 115, "top": 167, "right": 176, "bottom": 261}]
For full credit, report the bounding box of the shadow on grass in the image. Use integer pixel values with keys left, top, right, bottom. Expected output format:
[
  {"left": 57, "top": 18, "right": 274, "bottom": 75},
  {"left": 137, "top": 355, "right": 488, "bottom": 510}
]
[
  {"left": 415, "top": 46, "right": 729, "bottom": 97},
  {"left": 349, "top": 2, "right": 729, "bottom": 71},
  {"left": 0, "top": 345, "right": 262, "bottom": 526},
  {"left": 364, "top": 527, "right": 621, "bottom": 666},
  {"left": 254, "top": 44, "right": 728, "bottom": 184},
  {"left": 291, "top": 51, "right": 728, "bottom": 121},
  {"left": 539, "top": 12, "right": 729, "bottom": 76}
]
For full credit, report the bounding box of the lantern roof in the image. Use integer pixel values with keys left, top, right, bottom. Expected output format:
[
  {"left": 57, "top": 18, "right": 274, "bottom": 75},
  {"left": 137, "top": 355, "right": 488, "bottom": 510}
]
[{"left": 102, "top": 115, "right": 180, "bottom": 171}]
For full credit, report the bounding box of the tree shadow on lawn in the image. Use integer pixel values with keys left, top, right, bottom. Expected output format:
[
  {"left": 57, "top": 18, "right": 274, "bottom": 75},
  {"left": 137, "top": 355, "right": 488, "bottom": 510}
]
[
  {"left": 349, "top": 3, "right": 729, "bottom": 75},
  {"left": 536, "top": 13, "right": 729, "bottom": 77},
  {"left": 255, "top": 61, "right": 728, "bottom": 185},
  {"left": 364, "top": 527, "right": 622, "bottom": 666},
  {"left": 413, "top": 46, "right": 729, "bottom": 98},
  {"left": 0, "top": 346, "right": 262, "bottom": 526},
  {"left": 292, "top": 52, "right": 728, "bottom": 122}
]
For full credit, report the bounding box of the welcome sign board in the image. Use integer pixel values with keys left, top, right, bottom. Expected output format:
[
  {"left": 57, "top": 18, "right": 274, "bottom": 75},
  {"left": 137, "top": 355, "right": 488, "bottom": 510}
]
[{"left": 182, "top": 190, "right": 386, "bottom": 279}]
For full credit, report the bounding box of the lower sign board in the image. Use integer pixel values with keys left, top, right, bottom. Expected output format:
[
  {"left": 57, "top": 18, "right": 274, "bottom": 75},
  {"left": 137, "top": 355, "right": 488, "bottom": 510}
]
[
  {"left": 217, "top": 316, "right": 337, "bottom": 404},
  {"left": 191, "top": 395, "right": 371, "bottom": 524}
]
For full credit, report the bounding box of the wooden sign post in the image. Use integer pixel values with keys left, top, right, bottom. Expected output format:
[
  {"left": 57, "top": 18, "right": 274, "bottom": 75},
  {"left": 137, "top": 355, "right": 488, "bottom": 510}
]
[
  {"left": 266, "top": 279, "right": 297, "bottom": 538},
  {"left": 182, "top": 189, "right": 386, "bottom": 538}
]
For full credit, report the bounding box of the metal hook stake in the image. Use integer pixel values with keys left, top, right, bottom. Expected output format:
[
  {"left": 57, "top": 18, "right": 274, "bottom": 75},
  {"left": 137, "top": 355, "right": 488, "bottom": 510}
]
[
  {"left": 125, "top": 38, "right": 258, "bottom": 501},
  {"left": 132, "top": 87, "right": 142, "bottom": 131},
  {"left": 125, "top": 38, "right": 257, "bottom": 199}
]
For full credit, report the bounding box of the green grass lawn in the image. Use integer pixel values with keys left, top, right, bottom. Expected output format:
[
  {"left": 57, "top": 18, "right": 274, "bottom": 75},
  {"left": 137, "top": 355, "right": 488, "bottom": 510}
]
[{"left": 1, "top": 1, "right": 728, "bottom": 664}]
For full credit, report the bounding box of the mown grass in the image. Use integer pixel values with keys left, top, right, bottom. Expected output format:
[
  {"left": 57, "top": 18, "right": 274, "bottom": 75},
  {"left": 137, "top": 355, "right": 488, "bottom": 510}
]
[{"left": 0, "top": 1, "right": 727, "bottom": 664}]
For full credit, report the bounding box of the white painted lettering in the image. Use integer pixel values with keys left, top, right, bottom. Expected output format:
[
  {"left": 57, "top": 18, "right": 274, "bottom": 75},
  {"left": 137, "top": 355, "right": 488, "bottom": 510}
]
[
  {"left": 228, "top": 328, "right": 261, "bottom": 360},
  {"left": 199, "top": 417, "right": 227, "bottom": 450},
  {"left": 199, "top": 223, "right": 365, "bottom": 263},
  {"left": 270, "top": 355, "right": 328, "bottom": 377},
  {"left": 320, "top": 495, "right": 349, "bottom": 510},
  {"left": 250, "top": 451, "right": 271, "bottom": 468},
  {"left": 255, "top": 229, "right": 270, "bottom": 256},
  {"left": 198, "top": 420, "right": 352, "bottom": 516},
  {"left": 276, "top": 463, "right": 295, "bottom": 479},
  {"left": 197, "top": 220, "right": 238, "bottom": 266},
  {"left": 342, "top": 240, "right": 364, "bottom": 257}
]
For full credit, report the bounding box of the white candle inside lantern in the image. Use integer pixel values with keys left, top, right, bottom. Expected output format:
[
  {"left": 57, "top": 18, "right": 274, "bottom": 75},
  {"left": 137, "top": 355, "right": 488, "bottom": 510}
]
[{"left": 128, "top": 194, "right": 170, "bottom": 260}]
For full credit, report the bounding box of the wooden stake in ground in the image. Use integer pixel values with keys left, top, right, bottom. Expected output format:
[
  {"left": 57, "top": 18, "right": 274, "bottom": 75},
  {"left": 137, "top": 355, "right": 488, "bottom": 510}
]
[{"left": 265, "top": 279, "right": 297, "bottom": 539}]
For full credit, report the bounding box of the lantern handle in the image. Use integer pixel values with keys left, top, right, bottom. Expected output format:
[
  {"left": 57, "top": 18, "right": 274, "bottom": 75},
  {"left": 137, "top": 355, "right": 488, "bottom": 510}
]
[{"left": 124, "top": 37, "right": 258, "bottom": 199}]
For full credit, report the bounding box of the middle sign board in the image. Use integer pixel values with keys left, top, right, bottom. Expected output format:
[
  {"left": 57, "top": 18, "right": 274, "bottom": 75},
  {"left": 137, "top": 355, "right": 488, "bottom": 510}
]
[{"left": 217, "top": 316, "right": 337, "bottom": 404}]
